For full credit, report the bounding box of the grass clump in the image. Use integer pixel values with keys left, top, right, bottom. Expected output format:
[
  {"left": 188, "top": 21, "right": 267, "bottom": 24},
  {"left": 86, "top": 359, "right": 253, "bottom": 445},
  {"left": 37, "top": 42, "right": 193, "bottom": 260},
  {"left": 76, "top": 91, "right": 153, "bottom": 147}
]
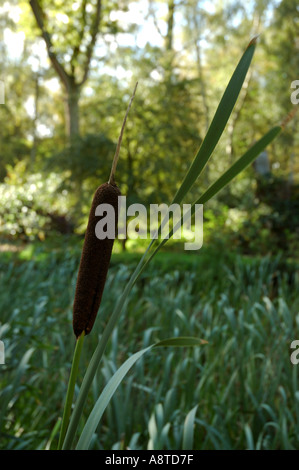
[{"left": 0, "top": 249, "right": 298, "bottom": 449}]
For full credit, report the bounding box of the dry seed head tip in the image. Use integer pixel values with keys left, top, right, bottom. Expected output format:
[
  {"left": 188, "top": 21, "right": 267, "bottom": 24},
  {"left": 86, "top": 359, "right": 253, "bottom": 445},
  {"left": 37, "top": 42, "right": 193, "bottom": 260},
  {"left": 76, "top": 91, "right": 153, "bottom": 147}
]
[
  {"left": 280, "top": 107, "right": 297, "bottom": 130},
  {"left": 108, "top": 81, "right": 138, "bottom": 185}
]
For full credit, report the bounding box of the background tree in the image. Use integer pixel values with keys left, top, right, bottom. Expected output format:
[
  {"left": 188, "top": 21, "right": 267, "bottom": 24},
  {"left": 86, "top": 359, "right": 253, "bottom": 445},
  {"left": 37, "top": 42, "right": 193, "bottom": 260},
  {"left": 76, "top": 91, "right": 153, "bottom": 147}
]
[{"left": 28, "top": 0, "right": 128, "bottom": 141}]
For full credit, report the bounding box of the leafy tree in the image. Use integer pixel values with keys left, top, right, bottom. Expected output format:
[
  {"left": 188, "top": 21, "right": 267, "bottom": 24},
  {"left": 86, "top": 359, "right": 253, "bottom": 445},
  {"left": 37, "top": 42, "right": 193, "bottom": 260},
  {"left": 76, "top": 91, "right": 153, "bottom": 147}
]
[
  {"left": 28, "top": 0, "right": 131, "bottom": 141},
  {"left": 28, "top": 0, "right": 102, "bottom": 140},
  {"left": 267, "top": 0, "right": 299, "bottom": 183}
]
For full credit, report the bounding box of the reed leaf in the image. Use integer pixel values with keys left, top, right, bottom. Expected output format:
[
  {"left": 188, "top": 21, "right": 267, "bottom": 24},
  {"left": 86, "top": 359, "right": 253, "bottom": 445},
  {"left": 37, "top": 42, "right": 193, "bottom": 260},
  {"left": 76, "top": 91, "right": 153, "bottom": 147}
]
[
  {"left": 171, "top": 37, "right": 257, "bottom": 205},
  {"left": 76, "top": 337, "right": 206, "bottom": 450},
  {"left": 182, "top": 405, "right": 199, "bottom": 450},
  {"left": 144, "top": 125, "right": 282, "bottom": 260}
]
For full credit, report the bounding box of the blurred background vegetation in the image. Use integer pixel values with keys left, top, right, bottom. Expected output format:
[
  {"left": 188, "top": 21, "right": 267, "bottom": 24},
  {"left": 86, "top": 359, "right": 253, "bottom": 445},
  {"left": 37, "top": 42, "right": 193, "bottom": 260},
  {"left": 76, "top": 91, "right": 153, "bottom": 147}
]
[{"left": 0, "top": 0, "right": 298, "bottom": 451}]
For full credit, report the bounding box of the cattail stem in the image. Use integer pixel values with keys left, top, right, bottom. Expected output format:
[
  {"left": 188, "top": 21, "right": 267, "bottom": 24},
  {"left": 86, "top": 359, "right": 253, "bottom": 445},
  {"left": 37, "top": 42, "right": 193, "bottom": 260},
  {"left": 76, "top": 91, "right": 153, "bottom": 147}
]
[
  {"left": 62, "top": 82, "right": 138, "bottom": 448},
  {"left": 57, "top": 332, "right": 85, "bottom": 450},
  {"left": 108, "top": 81, "right": 138, "bottom": 185},
  {"left": 62, "top": 245, "right": 152, "bottom": 449}
]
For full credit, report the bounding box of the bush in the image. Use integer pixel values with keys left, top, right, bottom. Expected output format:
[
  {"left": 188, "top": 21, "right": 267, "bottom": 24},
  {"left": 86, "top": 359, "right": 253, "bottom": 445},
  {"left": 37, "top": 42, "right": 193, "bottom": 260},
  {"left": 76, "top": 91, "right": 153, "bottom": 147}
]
[
  {"left": 0, "top": 162, "right": 73, "bottom": 240},
  {"left": 235, "top": 176, "right": 299, "bottom": 256}
]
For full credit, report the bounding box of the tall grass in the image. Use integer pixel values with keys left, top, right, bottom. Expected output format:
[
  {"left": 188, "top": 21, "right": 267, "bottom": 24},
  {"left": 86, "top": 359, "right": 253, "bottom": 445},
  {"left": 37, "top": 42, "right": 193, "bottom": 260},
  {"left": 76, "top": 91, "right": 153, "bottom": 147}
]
[{"left": 0, "top": 249, "right": 298, "bottom": 449}]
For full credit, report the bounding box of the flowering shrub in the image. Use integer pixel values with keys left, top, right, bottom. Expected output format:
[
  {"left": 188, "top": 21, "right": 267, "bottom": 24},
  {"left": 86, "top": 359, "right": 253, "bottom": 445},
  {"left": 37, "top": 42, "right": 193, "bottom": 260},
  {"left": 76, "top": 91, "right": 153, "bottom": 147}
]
[{"left": 0, "top": 168, "right": 72, "bottom": 240}]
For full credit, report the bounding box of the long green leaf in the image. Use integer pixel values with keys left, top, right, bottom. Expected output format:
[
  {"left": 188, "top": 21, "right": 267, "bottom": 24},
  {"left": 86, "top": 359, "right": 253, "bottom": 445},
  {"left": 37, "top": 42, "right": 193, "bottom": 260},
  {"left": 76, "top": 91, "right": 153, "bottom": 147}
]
[
  {"left": 195, "top": 125, "right": 282, "bottom": 205},
  {"left": 155, "top": 337, "right": 208, "bottom": 347},
  {"left": 171, "top": 37, "right": 257, "bottom": 205},
  {"left": 143, "top": 125, "right": 282, "bottom": 262},
  {"left": 182, "top": 405, "right": 199, "bottom": 450},
  {"left": 76, "top": 337, "right": 207, "bottom": 450},
  {"left": 75, "top": 346, "right": 152, "bottom": 450}
]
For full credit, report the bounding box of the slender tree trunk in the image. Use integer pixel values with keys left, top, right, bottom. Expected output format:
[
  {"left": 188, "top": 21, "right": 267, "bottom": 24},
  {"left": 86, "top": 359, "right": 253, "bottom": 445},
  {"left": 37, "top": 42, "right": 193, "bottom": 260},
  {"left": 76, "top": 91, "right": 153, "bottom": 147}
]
[
  {"left": 165, "top": 0, "right": 175, "bottom": 52},
  {"left": 29, "top": 0, "right": 102, "bottom": 143},
  {"left": 287, "top": 116, "right": 297, "bottom": 198},
  {"left": 65, "top": 82, "right": 81, "bottom": 140},
  {"left": 192, "top": 8, "right": 210, "bottom": 185},
  {"left": 30, "top": 72, "right": 40, "bottom": 168}
]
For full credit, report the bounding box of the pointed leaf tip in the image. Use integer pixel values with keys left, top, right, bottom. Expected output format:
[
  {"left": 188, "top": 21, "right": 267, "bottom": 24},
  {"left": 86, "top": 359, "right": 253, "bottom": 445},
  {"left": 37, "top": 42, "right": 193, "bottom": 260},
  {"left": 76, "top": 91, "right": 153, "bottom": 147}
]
[{"left": 247, "top": 35, "right": 259, "bottom": 48}]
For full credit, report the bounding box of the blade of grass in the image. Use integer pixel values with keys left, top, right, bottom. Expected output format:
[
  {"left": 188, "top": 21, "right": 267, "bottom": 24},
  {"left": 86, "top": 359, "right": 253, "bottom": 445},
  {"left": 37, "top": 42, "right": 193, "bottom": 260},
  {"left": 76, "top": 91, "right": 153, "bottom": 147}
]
[
  {"left": 182, "top": 405, "right": 199, "bottom": 450},
  {"left": 46, "top": 417, "right": 62, "bottom": 450},
  {"left": 244, "top": 423, "right": 255, "bottom": 450},
  {"left": 0, "top": 347, "right": 35, "bottom": 430},
  {"left": 171, "top": 37, "right": 257, "bottom": 205},
  {"left": 155, "top": 337, "right": 208, "bottom": 347},
  {"left": 57, "top": 332, "right": 85, "bottom": 449},
  {"left": 76, "top": 337, "right": 206, "bottom": 450}
]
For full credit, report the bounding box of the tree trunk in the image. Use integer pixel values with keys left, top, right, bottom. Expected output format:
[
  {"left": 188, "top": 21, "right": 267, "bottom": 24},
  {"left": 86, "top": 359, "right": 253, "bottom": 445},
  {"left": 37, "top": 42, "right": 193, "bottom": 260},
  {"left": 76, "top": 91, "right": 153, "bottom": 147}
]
[
  {"left": 65, "top": 82, "right": 81, "bottom": 140},
  {"left": 165, "top": 0, "right": 175, "bottom": 51},
  {"left": 30, "top": 72, "right": 40, "bottom": 168}
]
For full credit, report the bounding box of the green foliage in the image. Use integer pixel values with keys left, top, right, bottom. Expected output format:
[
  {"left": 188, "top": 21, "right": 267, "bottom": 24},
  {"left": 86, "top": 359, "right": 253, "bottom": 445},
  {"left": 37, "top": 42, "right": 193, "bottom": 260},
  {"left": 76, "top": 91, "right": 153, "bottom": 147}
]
[
  {"left": 1, "top": 0, "right": 298, "bottom": 243},
  {"left": 234, "top": 175, "right": 299, "bottom": 257},
  {"left": 81, "top": 72, "right": 202, "bottom": 204},
  {"left": 23, "top": 0, "right": 129, "bottom": 79},
  {"left": 47, "top": 133, "right": 115, "bottom": 187},
  {"left": 0, "top": 248, "right": 298, "bottom": 449},
  {"left": 0, "top": 62, "right": 33, "bottom": 180},
  {"left": 0, "top": 162, "right": 72, "bottom": 240}
]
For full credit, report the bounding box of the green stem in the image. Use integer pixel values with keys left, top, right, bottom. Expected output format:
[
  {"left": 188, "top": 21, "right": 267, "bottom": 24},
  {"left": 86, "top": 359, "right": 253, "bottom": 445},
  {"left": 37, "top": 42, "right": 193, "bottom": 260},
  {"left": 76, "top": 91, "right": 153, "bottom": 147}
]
[
  {"left": 62, "top": 245, "right": 155, "bottom": 449},
  {"left": 57, "top": 331, "right": 85, "bottom": 450}
]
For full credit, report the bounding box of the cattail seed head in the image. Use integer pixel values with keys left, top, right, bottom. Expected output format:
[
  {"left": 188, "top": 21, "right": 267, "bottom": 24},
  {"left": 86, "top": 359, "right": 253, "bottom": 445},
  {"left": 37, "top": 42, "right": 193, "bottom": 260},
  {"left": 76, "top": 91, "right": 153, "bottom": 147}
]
[{"left": 73, "top": 182, "right": 121, "bottom": 338}]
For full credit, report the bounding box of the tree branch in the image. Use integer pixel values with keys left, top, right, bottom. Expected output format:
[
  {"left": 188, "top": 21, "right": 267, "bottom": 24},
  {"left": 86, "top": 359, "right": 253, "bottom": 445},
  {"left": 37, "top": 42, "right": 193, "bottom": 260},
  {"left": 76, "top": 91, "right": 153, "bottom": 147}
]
[
  {"left": 29, "top": 0, "right": 70, "bottom": 90},
  {"left": 78, "top": 0, "right": 102, "bottom": 86},
  {"left": 148, "top": 0, "right": 164, "bottom": 39},
  {"left": 70, "top": 0, "right": 88, "bottom": 76}
]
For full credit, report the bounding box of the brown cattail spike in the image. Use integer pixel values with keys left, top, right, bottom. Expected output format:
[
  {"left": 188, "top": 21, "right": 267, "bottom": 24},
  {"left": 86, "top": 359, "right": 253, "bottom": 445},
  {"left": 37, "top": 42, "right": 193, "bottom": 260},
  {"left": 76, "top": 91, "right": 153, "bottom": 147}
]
[
  {"left": 73, "top": 82, "right": 137, "bottom": 338},
  {"left": 73, "top": 182, "right": 121, "bottom": 338}
]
